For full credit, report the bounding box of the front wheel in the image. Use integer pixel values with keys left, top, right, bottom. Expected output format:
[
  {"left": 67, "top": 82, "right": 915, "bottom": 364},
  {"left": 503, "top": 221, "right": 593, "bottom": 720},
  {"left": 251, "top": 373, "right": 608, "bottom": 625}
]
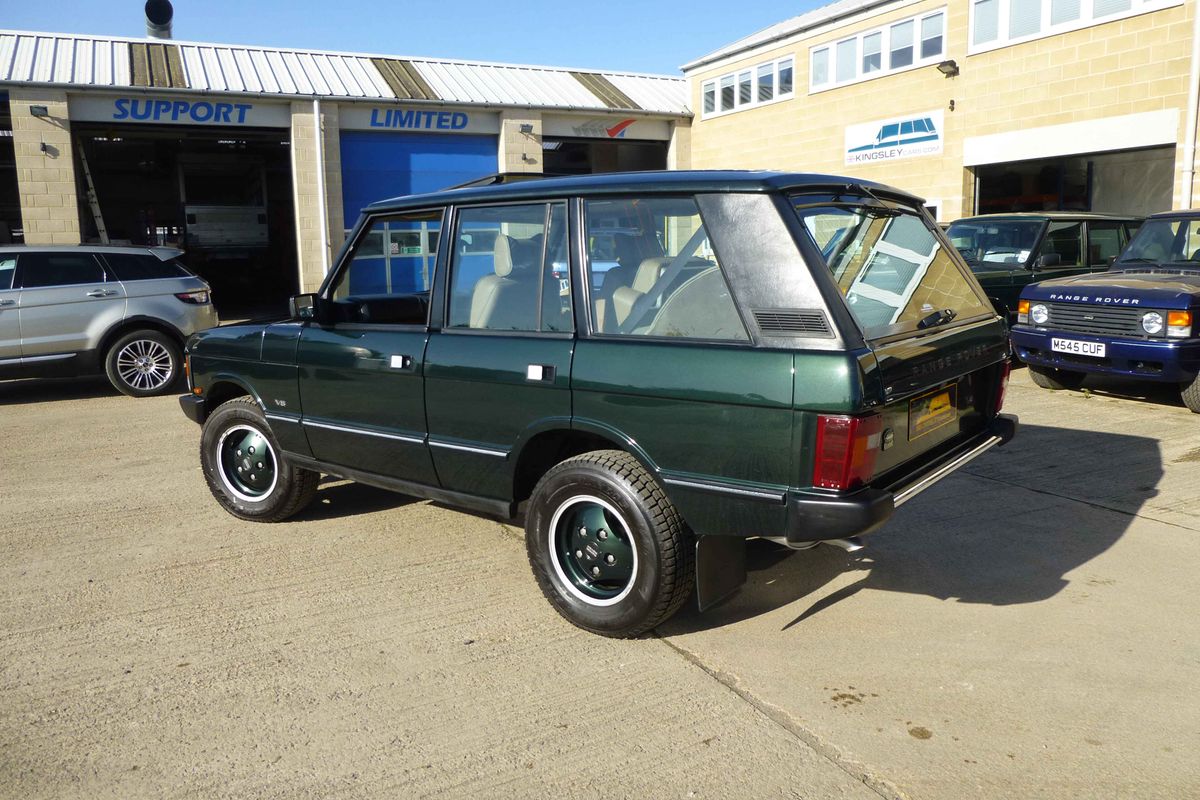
[
  {"left": 104, "top": 329, "right": 181, "bottom": 397},
  {"left": 1028, "top": 365, "right": 1086, "bottom": 391},
  {"left": 200, "top": 397, "right": 318, "bottom": 521},
  {"left": 525, "top": 450, "right": 694, "bottom": 637}
]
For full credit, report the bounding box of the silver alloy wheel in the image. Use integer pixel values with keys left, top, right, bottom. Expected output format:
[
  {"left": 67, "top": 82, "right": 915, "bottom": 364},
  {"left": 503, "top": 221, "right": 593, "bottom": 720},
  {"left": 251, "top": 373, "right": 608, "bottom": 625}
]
[{"left": 115, "top": 338, "right": 174, "bottom": 392}]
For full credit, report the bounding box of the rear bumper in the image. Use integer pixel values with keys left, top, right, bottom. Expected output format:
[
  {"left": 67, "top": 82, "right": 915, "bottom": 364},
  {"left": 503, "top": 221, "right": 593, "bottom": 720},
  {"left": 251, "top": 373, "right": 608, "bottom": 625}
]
[
  {"left": 784, "top": 413, "right": 1017, "bottom": 544},
  {"left": 179, "top": 393, "right": 207, "bottom": 424},
  {"left": 1011, "top": 327, "right": 1200, "bottom": 382}
]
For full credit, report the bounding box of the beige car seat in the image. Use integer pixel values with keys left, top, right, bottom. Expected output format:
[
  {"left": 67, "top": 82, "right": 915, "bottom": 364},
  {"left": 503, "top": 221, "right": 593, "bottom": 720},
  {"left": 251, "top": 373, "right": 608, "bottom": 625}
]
[
  {"left": 470, "top": 235, "right": 539, "bottom": 330},
  {"left": 611, "top": 257, "right": 672, "bottom": 329}
]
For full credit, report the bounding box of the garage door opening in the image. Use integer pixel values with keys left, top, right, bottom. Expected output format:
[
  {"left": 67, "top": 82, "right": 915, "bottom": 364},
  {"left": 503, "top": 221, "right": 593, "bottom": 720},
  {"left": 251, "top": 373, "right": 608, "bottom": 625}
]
[
  {"left": 72, "top": 124, "right": 297, "bottom": 315},
  {"left": 975, "top": 146, "right": 1174, "bottom": 217},
  {"left": 542, "top": 137, "right": 667, "bottom": 175},
  {"left": 0, "top": 94, "right": 20, "bottom": 243}
]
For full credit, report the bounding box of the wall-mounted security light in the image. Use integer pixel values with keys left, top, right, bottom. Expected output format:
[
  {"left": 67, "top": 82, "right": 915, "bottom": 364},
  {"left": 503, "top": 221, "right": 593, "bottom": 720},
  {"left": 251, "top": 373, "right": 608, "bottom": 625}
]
[
  {"left": 936, "top": 60, "right": 959, "bottom": 78},
  {"left": 29, "top": 105, "right": 49, "bottom": 117},
  {"left": 518, "top": 123, "right": 535, "bottom": 134}
]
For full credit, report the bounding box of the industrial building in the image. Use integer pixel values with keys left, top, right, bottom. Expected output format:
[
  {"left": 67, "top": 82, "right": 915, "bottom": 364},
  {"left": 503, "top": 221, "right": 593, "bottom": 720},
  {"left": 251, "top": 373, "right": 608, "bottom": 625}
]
[
  {"left": 684, "top": 0, "right": 1199, "bottom": 223},
  {"left": 0, "top": 21, "right": 689, "bottom": 305}
]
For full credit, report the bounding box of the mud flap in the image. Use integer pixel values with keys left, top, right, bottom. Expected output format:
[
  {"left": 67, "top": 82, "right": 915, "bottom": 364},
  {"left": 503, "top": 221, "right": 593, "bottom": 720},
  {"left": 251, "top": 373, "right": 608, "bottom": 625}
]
[{"left": 695, "top": 535, "right": 746, "bottom": 612}]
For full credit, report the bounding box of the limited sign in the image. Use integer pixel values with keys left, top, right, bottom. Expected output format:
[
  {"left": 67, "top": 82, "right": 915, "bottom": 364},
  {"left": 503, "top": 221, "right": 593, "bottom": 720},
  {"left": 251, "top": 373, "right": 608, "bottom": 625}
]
[
  {"left": 69, "top": 94, "right": 291, "bottom": 127},
  {"left": 845, "top": 110, "right": 944, "bottom": 165},
  {"left": 339, "top": 106, "right": 500, "bottom": 134}
]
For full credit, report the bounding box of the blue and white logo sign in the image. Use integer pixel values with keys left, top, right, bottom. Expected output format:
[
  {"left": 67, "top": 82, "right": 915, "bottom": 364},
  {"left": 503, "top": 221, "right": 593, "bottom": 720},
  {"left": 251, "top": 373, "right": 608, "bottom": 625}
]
[{"left": 845, "top": 110, "right": 944, "bottom": 165}]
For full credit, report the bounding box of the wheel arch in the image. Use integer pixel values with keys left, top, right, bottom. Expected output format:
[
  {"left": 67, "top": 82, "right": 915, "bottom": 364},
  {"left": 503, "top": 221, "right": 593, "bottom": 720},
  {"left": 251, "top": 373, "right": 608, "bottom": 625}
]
[
  {"left": 511, "top": 419, "right": 661, "bottom": 505},
  {"left": 98, "top": 316, "right": 187, "bottom": 360}
]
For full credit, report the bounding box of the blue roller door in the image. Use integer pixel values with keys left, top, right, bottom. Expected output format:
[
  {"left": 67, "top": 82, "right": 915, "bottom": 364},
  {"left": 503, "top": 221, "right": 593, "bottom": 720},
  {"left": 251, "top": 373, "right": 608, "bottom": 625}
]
[{"left": 340, "top": 131, "right": 497, "bottom": 226}]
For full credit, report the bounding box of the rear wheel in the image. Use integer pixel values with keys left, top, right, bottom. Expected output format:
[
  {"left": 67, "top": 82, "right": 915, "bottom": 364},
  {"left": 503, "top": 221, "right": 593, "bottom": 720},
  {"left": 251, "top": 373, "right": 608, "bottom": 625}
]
[
  {"left": 1181, "top": 374, "right": 1200, "bottom": 413},
  {"left": 200, "top": 397, "right": 318, "bottom": 521},
  {"left": 525, "top": 450, "right": 694, "bottom": 637},
  {"left": 1028, "top": 365, "right": 1085, "bottom": 391},
  {"left": 104, "top": 329, "right": 181, "bottom": 397}
]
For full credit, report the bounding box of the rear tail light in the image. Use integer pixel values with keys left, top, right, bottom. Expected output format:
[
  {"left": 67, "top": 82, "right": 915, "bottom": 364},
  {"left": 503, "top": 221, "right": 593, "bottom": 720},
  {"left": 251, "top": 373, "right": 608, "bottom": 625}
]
[
  {"left": 995, "top": 359, "right": 1012, "bottom": 413},
  {"left": 1017, "top": 299, "right": 1030, "bottom": 324},
  {"left": 175, "top": 289, "right": 210, "bottom": 305},
  {"left": 813, "top": 413, "right": 883, "bottom": 491},
  {"left": 1167, "top": 310, "right": 1192, "bottom": 338}
]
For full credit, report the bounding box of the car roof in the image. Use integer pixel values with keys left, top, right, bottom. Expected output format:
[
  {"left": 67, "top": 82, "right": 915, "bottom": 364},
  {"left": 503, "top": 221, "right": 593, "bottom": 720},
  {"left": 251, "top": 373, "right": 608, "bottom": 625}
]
[
  {"left": 1145, "top": 208, "right": 1200, "bottom": 220},
  {"left": 950, "top": 211, "right": 1140, "bottom": 223},
  {"left": 0, "top": 244, "right": 185, "bottom": 261},
  {"left": 364, "top": 169, "right": 924, "bottom": 212}
]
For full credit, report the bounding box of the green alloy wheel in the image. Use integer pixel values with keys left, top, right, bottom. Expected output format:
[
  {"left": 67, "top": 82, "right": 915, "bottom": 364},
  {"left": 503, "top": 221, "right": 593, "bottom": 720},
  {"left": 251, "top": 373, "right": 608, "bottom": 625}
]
[{"left": 200, "top": 397, "right": 318, "bottom": 522}]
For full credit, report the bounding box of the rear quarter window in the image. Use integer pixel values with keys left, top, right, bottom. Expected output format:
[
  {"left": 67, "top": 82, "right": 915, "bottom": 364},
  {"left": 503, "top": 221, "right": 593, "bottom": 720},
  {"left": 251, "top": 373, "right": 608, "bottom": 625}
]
[{"left": 104, "top": 253, "right": 190, "bottom": 281}]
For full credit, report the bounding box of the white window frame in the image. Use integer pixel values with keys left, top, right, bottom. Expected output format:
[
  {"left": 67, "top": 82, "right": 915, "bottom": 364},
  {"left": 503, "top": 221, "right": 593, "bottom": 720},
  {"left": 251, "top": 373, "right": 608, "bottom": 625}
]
[
  {"left": 700, "top": 56, "right": 796, "bottom": 119},
  {"left": 809, "top": 8, "right": 947, "bottom": 94},
  {"left": 967, "top": 0, "right": 1183, "bottom": 55}
]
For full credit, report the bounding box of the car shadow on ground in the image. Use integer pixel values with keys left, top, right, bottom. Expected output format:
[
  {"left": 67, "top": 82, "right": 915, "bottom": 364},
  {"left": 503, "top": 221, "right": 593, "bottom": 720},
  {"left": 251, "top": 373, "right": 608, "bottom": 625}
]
[
  {"left": 1074, "top": 374, "right": 1186, "bottom": 410},
  {"left": 663, "top": 422, "right": 1161, "bottom": 635},
  {"left": 293, "top": 478, "right": 422, "bottom": 521},
  {"left": 0, "top": 376, "right": 121, "bottom": 406}
]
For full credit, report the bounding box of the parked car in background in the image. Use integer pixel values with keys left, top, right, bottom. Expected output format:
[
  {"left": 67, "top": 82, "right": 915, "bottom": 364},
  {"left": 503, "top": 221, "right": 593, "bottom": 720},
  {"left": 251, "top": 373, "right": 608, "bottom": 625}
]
[
  {"left": 945, "top": 212, "right": 1141, "bottom": 320},
  {"left": 1011, "top": 209, "right": 1200, "bottom": 411},
  {"left": 179, "top": 171, "right": 1017, "bottom": 637},
  {"left": 0, "top": 245, "right": 217, "bottom": 396}
]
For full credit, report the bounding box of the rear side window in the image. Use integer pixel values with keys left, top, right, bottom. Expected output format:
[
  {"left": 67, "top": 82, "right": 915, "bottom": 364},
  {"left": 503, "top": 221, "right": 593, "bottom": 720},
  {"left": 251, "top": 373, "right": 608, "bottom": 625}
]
[
  {"left": 794, "top": 199, "right": 993, "bottom": 339},
  {"left": 583, "top": 196, "right": 748, "bottom": 341},
  {"left": 0, "top": 257, "right": 14, "bottom": 291},
  {"left": 104, "top": 253, "right": 189, "bottom": 281},
  {"left": 18, "top": 253, "right": 105, "bottom": 288}
]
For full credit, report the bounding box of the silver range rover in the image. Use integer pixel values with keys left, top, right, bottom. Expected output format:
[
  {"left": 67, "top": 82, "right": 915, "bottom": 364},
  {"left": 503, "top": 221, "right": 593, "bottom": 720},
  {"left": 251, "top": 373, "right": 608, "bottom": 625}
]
[{"left": 0, "top": 245, "right": 218, "bottom": 396}]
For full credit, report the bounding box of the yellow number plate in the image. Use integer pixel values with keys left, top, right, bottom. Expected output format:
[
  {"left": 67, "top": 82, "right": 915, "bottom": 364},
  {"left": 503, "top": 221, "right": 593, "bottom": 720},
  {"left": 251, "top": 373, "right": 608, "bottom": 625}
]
[{"left": 908, "top": 385, "right": 958, "bottom": 440}]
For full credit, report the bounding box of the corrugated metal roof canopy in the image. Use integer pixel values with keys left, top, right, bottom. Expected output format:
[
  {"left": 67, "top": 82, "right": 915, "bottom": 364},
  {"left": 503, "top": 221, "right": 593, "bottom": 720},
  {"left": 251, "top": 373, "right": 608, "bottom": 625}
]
[{"left": 0, "top": 29, "right": 690, "bottom": 116}]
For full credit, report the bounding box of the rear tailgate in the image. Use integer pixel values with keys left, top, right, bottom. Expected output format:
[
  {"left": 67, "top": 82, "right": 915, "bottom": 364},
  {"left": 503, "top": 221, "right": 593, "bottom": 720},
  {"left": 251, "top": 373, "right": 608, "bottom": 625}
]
[{"left": 866, "top": 316, "right": 1010, "bottom": 483}]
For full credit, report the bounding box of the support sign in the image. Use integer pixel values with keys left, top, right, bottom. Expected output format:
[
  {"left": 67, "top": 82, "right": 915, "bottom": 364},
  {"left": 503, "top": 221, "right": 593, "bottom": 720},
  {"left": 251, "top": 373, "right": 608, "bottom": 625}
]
[{"left": 69, "top": 94, "right": 290, "bottom": 127}]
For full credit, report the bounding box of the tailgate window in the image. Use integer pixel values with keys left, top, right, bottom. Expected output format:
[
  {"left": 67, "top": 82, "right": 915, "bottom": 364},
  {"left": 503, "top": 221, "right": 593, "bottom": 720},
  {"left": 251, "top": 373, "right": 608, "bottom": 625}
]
[{"left": 794, "top": 198, "right": 992, "bottom": 339}]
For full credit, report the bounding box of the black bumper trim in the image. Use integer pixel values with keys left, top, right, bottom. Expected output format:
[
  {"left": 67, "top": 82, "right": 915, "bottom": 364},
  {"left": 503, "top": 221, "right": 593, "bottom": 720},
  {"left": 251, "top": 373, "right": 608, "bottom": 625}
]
[
  {"left": 785, "top": 414, "right": 1018, "bottom": 544},
  {"left": 179, "top": 394, "right": 207, "bottom": 425}
]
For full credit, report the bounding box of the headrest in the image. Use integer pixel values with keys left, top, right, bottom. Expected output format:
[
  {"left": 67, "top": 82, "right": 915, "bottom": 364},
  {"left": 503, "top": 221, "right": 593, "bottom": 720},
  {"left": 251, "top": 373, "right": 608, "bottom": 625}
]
[
  {"left": 634, "top": 257, "right": 672, "bottom": 293},
  {"left": 493, "top": 234, "right": 516, "bottom": 278}
]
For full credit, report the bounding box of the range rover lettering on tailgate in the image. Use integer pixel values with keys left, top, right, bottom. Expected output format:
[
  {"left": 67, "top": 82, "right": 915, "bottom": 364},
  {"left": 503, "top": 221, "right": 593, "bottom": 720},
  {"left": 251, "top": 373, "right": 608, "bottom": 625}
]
[{"left": 179, "top": 171, "right": 1017, "bottom": 637}]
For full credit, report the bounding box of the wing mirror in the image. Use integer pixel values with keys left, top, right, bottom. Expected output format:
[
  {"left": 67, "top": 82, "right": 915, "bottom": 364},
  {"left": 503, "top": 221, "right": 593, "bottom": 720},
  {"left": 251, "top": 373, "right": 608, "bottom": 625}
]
[
  {"left": 1032, "top": 253, "right": 1062, "bottom": 269},
  {"left": 289, "top": 293, "right": 319, "bottom": 321}
]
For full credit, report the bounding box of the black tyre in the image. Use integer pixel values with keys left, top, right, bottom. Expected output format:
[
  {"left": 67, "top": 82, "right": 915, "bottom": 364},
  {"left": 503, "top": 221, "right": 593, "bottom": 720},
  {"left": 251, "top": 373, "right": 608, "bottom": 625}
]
[
  {"left": 1028, "top": 365, "right": 1086, "bottom": 391},
  {"left": 525, "top": 450, "right": 694, "bottom": 638},
  {"left": 200, "top": 397, "right": 318, "bottom": 521},
  {"left": 104, "top": 329, "right": 182, "bottom": 397},
  {"left": 1181, "top": 374, "right": 1200, "bottom": 414}
]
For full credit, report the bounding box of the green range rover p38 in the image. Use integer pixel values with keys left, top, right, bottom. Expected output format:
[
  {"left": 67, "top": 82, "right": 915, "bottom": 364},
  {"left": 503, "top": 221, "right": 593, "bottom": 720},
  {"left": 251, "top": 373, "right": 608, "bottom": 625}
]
[{"left": 179, "top": 171, "right": 1017, "bottom": 637}]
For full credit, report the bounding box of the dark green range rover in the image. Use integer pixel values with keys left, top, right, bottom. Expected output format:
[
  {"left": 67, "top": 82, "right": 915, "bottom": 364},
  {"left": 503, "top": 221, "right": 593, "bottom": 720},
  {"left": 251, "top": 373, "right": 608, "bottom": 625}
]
[{"left": 180, "top": 171, "right": 1016, "bottom": 637}]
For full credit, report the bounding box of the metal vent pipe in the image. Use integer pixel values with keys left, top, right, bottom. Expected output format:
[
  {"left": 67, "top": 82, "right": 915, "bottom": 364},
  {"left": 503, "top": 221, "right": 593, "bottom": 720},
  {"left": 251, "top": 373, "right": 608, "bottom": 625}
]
[{"left": 145, "top": 0, "right": 173, "bottom": 39}]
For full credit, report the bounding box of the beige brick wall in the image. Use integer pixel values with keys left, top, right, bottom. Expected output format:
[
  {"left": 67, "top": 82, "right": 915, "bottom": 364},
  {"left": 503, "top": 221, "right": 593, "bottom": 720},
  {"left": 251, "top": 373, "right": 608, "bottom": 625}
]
[
  {"left": 687, "top": 1, "right": 1194, "bottom": 219},
  {"left": 668, "top": 120, "right": 692, "bottom": 170},
  {"left": 498, "top": 111, "right": 543, "bottom": 174},
  {"left": 9, "top": 88, "right": 82, "bottom": 244},
  {"left": 291, "top": 101, "right": 345, "bottom": 294}
]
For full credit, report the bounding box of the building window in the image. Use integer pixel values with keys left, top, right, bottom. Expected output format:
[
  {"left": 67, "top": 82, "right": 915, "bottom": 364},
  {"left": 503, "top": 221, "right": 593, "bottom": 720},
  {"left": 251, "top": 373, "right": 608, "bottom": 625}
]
[
  {"left": 971, "top": 0, "right": 1179, "bottom": 53},
  {"left": 701, "top": 56, "right": 796, "bottom": 118},
  {"left": 809, "top": 8, "right": 946, "bottom": 92}
]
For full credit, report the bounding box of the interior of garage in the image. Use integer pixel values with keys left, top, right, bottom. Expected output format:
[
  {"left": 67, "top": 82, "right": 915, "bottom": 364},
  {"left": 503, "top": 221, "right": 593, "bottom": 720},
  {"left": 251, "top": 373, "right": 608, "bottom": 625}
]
[
  {"left": 542, "top": 138, "right": 667, "bottom": 175},
  {"left": 0, "top": 94, "right": 21, "bottom": 243},
  {"left": 71, "top": 123, "right": 297, "bottom": 314},
  {"left": 975, "top": 146, "right": 1175, "bottom": 217}
]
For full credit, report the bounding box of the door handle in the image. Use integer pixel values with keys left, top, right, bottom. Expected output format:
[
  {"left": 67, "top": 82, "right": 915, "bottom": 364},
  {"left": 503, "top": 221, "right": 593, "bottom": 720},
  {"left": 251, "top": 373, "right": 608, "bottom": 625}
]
[
  {"left": 86, "top": 289, "right": 117, "bottom": 298},
  {"left": 389, "top": 354, "right": 414, "bottom": 370},
  {"left": 525, "top": 364, "right": 556, "bottom": 382},
  {"left": 0, "top": 299, "right": 14, "bottom": 307}
]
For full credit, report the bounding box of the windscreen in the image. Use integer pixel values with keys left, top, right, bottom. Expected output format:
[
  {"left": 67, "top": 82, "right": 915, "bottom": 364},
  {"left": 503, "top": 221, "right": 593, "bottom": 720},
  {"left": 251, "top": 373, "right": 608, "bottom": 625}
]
[
  {"left": 793, "top": 198, "right": 993, "bottom": 340},
  {"left": 944, "top": 218, "right": 1044, "bottom": 271},
  {"left": 1115, "top": 217, "right": 1200, "bottom": 268}
]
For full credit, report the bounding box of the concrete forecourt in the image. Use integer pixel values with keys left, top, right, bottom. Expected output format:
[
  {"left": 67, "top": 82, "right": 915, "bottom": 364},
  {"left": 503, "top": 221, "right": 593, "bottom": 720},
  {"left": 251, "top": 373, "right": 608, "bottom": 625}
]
[{"left": 0, "top": 368, "right": 1196, "bottom": 798}]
